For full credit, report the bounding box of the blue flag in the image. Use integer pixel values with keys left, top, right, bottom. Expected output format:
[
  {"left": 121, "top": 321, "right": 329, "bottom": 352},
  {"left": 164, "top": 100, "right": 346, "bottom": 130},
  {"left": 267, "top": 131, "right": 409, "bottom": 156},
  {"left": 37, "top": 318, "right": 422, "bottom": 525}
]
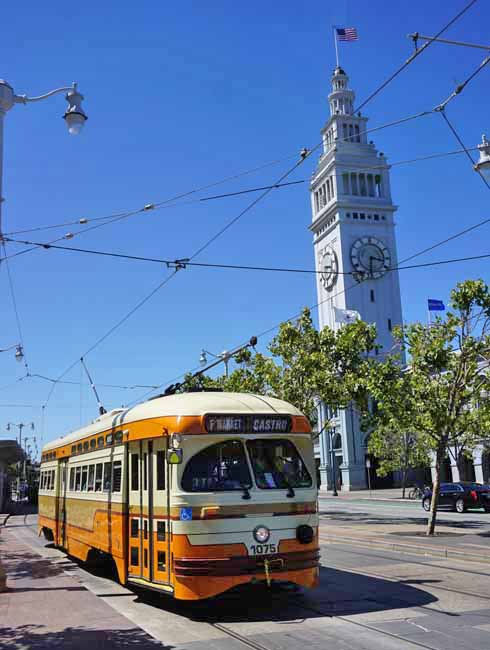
[{"left": 428, "top": 299, "right": 445, "bottom": 311}]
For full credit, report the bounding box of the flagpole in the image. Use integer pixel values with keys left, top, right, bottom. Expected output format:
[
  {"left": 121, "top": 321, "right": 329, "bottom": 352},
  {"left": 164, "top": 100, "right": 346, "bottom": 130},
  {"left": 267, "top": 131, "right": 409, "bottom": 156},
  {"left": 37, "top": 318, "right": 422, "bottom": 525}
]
[{"left": 333, "top": 26, "right": 340, "bottom": 67}]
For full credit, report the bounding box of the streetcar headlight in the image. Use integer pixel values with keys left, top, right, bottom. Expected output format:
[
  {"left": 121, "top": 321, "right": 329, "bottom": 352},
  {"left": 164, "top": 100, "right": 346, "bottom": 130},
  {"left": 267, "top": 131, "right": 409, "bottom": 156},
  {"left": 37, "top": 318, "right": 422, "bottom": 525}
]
[
  {"left": 253, "top": 525, "right": 270, "bottom": 543},
  {"left": 296, "top": 524, "right": 314, "bottom": 544}
]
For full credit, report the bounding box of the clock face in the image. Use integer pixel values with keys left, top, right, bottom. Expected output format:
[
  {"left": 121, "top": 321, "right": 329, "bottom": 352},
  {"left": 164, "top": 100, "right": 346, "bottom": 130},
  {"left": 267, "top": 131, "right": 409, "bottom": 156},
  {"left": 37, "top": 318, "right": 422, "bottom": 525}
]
[
  {"left": 318, "top": 245, "right": 338, "bottom": 291},
  {"left": 350, "top": 237, "right": 391, "bottom": 279}
]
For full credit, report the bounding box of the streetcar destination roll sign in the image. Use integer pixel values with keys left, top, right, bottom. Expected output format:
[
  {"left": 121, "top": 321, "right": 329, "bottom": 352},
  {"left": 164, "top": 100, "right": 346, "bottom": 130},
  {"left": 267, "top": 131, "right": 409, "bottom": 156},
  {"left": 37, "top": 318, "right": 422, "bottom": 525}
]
[{"left": 205, "top": 414, "right": 291, "bottom": 433}]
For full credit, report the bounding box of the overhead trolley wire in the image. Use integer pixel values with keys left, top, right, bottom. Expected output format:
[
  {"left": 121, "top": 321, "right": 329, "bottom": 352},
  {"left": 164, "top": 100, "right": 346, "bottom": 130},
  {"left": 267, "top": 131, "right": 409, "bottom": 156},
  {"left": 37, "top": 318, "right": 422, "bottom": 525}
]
[
  {"left": 9, "top": 236, "right": 490, "bottom": 276},
  {"left": 1, "top": 154, "right": 301, "bottom": 257},
  {"left": 0, "top": 242, "right": 30, "bottom": 374},
  {"left": 354, "top": 0, "right": 480, "bottom": 113},
  {"left": 32, "top": 16, "right": 468, "bottom": 410}
]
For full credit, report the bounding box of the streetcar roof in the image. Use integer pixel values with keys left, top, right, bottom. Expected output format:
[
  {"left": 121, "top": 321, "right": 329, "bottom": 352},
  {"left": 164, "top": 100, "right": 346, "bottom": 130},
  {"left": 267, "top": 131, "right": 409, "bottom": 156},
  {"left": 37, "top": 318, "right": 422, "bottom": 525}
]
[{"left": 42, "top": 392, "right": 305, "bottom": 451}]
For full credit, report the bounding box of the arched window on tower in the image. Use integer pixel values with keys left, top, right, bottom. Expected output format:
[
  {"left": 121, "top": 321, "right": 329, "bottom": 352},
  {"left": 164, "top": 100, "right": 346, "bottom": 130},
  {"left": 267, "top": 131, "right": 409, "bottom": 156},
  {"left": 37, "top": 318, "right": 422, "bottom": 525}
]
[
  {"left": 348, "top": 124, "right": 354, "bottom": 142},
  {"left": 375, "top": 175, "right": 383, "bottom": 198},
  {"left": 342, "top": 124, "right": 348, "bottom": 142},
  {"left": 354, "top": 124, "right": 360, "bottom": 142}
]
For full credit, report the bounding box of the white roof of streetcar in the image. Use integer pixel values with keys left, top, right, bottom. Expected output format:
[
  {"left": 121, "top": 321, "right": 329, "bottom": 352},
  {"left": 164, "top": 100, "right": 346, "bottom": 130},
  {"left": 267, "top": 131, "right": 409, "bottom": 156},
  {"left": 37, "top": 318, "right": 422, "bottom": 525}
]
[{"left": 42, "top": 392, "right": 305, "bottom": 452}]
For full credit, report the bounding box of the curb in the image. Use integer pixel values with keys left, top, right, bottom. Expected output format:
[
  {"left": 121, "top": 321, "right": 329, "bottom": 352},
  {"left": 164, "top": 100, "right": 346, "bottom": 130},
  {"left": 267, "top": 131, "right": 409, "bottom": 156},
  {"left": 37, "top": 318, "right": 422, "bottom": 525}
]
[
  {"left": 320, "top": 533, "right": 490, "bottom": 565},
  {"left": 318, "top": 496, "right": 419, "bottom": 504}
]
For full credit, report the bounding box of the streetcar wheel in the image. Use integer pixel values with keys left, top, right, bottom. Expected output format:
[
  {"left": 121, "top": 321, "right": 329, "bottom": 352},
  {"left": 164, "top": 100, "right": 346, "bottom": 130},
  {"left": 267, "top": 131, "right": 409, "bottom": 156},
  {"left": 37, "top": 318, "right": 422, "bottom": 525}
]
[{"left": 455, "top": 498, "right": 466, "bottom": 513}]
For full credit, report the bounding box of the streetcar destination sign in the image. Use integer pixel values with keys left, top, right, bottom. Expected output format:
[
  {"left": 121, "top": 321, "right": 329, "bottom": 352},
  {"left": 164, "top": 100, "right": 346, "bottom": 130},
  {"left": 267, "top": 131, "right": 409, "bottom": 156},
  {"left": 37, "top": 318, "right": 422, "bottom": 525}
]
[{"left": 205, "top": 414, "right": 291, "bottom": 434}]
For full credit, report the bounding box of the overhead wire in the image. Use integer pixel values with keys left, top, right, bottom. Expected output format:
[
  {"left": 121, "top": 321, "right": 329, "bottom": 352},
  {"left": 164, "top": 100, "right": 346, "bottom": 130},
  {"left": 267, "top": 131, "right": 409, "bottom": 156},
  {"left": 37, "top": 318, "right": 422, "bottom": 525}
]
[
  {"left": 19, "top": 5, "right": 477, "bottom": 411},
  {"left": 4, "top": 145, "right": 484, "bottom": 243},
  {"left": 2, "top": 107, "right": 436, "bottom": 266},
  {"left": 42, "top": 268, "right": 180, "bottom": 408},
  {"left": 1, "top": 155, "right": 301, "bottom": 261},
  {"left": 9, "top": 236, "right": 490, "bottom": 276},
  {"left": 1, "top": 242, "right": 30, "bottom": 374},
  {"left": 353, "top": 0, "right": 480, "bottom": 113}
]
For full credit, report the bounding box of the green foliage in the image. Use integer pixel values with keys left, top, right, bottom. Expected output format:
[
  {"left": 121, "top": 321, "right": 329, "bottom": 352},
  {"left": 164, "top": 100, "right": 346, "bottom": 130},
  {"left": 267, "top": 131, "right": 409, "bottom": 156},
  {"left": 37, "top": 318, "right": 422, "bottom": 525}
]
[
  {"left": 366, "top": 279, "right": 490, "bottom": 534},
  {"left": 188, "top": 308, "right": 378, "bottom": 434}
]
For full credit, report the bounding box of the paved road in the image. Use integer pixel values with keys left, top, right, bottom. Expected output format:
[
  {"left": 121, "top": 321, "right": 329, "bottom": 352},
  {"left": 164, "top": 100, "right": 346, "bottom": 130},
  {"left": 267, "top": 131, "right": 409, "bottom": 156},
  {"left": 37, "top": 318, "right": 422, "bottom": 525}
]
[
  {"left": 4, "top": 515, "right": 490, "bottom": 649},
  {"left": 319, "top": 494, "right": 490, "bottom": 528}
]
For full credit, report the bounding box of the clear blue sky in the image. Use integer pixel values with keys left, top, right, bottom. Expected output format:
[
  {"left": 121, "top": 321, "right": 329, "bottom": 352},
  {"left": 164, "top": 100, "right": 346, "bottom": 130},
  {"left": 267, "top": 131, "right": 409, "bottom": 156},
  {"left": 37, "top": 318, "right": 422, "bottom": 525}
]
[{"left": 1, "top": 0, "right": 489, "bottom": 451}]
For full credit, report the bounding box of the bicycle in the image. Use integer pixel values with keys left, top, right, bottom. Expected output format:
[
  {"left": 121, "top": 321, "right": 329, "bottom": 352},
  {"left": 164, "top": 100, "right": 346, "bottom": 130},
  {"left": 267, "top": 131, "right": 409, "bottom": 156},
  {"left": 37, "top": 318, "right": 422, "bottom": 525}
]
[{"left": 408, "top": 485, "right": 425, "bottom": 500}]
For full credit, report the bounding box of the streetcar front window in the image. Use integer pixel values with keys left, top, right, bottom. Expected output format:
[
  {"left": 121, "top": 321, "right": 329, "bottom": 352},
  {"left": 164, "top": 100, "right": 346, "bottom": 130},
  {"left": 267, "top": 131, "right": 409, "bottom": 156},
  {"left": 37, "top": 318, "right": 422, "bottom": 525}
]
[
  {"left": 246, "top": 439, "right": 312, "bottom": 489},
  {"left": 182, "top": 440, "right": 252, "bottom": 492}
]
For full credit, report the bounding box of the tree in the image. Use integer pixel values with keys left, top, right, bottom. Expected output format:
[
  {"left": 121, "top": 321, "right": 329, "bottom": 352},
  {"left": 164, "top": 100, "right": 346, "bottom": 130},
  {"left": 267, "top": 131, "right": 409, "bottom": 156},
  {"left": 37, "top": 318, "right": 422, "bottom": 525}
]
[
  {"left": 367, "top": 280, "right": 490, "bottom": 535},
  {"left": 183, "top": 308, "right": 378, "bottom": 438},
  {"left": 365, "top": 373, "right": 429, "bottom": 497}
]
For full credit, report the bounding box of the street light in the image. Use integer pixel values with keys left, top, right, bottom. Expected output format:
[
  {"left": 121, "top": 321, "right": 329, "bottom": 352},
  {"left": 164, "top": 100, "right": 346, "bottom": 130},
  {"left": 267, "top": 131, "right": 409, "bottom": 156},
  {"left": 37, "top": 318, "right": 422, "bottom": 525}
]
[
  {"left": 475, "top": 134, "right": 490, "bottom": 183},
  {"left": 0, "top": 79, "right": 88, "bottom": 235},
  {"left": 0, "top": 343, "right": 24, "bottom": 362},
  {"left": 199, "top": 349, "right": 231, "bottom": 377},
  {"left": 6, "top": 421, "right": 34, "bottom": 446}
]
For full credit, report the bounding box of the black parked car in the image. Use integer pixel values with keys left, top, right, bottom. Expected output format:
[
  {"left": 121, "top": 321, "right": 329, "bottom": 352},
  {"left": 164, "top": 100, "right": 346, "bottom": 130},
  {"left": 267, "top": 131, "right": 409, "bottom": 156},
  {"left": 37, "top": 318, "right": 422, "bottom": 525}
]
[{"left": 422, "top": 482, "right": 490, "bottom": 513}]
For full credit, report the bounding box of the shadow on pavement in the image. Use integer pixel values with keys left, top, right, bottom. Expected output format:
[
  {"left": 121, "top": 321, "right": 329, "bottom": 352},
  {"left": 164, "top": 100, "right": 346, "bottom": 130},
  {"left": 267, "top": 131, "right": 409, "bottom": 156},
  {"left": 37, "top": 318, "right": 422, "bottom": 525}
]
[
  {"left": 319, "top": 510, "right": 488, "bottom": 530},
  {"left": 133, "top": 565, "right": 437, "bottom": 623},
  {"left": 0, "top": 625, "right": 169, "bottom": 649}
]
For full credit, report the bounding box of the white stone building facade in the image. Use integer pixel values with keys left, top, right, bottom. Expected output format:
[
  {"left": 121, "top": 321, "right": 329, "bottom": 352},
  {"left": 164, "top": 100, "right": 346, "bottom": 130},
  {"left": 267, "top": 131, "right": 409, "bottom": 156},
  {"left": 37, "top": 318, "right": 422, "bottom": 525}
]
[{"left": 311, "top": 66, "right": 404, "bottom": 491}]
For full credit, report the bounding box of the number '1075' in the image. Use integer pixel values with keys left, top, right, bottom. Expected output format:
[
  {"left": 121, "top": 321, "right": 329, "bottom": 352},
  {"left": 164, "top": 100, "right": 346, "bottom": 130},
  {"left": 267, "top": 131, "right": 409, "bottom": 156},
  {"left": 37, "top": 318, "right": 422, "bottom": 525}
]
[{"left": 251, "top": 543, "right": 277, "bottom": 555}]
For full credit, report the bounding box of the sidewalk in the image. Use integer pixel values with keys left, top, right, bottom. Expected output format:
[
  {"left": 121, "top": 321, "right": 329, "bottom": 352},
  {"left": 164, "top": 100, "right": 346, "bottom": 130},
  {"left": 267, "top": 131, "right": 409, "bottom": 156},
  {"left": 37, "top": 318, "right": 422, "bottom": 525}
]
[
  {"left": 319, "top": 487, "right": 416, "bottom": 501},
  {"left": 0, "top": 526, "right": 163, "bottom": 648}
]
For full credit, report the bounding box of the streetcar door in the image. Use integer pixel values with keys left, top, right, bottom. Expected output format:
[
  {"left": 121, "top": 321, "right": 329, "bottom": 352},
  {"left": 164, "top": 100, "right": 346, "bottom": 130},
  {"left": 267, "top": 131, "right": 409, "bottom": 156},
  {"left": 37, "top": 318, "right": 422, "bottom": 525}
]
[
  {"left": 151, "top": 437, "right": 170, "bottom": 586},
  {"left": 128, "top": 442, "right": 144, "bottom": 579},
  {"left": 57, "top": 459, "right": 68, "bottom": 547}
]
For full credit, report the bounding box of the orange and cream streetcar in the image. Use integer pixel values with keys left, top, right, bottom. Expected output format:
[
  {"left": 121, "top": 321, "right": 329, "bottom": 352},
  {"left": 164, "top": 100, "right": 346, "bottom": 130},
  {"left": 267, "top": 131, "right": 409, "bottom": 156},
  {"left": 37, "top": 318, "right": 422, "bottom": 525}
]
[{"left": 39, "top": 392, "right": 319, "bottom": 600}]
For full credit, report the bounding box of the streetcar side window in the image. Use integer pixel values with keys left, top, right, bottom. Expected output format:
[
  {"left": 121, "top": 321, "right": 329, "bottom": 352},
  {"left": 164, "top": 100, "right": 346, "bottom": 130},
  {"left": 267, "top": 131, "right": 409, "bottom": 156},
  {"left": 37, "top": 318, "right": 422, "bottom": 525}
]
[
  {"left": 112, "top": 461, "right": 122, "bottom": 492},
  {"left": 75, "top": 466, "right": 82, "bottom": 491},
  {"left": 103, "top": 462, "right": 112, "bottom": 492},
  {"left": 143, "top": 453, "right": 148, "bottom": 491},
  {"left": 87, "top": 465, "right": 95, "bottom": 491},
  {"left": 81, "top": 466, "right": 88, "bottom": 491},
  {"left": 50, "top": 470, "right": 55, "bottom": 490},
  {"left": 156, "top": 451, "right": 165, "bottom": 490},
  {"left": 157, "top": 521, "right": 165, "bottom": 541},
  {"left": 182, "top": 440, "right": 251, "bottom": 492},
  {"left": 131, "top": 454, "right": 139, "bottom": 491},
  {"left": 94, "top": 463, "right": 103, "bottom": 492},
  {"left": 69, "top": 468, "right": 75, "bottom": 491}
]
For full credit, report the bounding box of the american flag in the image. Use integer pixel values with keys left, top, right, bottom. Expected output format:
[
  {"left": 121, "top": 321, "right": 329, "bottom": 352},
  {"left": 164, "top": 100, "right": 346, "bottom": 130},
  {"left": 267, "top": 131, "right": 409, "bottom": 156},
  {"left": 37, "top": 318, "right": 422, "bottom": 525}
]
[{"left": 336, "top": 27, "right": 359, "bottom": 42}]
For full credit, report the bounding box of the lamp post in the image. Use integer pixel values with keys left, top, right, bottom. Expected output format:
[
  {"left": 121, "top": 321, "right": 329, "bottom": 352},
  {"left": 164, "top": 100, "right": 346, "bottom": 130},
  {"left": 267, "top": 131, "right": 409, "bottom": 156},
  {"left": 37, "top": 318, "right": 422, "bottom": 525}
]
[
  {"left": 0, "top": 343, "right": 24, "bottom": 362},
  {"left": 329, "top": 428, "right": 338, "bottom": 497},
  {"left": 6, "top": 422, "right": 34, "bottom": 500},
  {"left": 199, "top": 349, "right": 232, "bottom": 377},
  {"left": 0, "top": 80, "right": 87, "bottom": 237},
  {"left": 475, "top": 134, "right": 490, "bottom": 183}
]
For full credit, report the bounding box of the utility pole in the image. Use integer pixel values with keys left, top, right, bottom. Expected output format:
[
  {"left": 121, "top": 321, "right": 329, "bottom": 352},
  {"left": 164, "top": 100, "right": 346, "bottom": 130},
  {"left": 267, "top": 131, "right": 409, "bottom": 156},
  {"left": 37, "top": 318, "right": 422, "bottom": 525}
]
[{"left": 6, "top": 422, "right": 34, "bottom": 500}]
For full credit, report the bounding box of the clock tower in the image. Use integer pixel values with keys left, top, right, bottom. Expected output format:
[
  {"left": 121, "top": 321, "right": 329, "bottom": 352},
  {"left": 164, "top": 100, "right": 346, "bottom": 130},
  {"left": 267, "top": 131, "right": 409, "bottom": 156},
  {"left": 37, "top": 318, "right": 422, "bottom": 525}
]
[{"left": 311, "top": 66, "right": 403, "bottom": 491}]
